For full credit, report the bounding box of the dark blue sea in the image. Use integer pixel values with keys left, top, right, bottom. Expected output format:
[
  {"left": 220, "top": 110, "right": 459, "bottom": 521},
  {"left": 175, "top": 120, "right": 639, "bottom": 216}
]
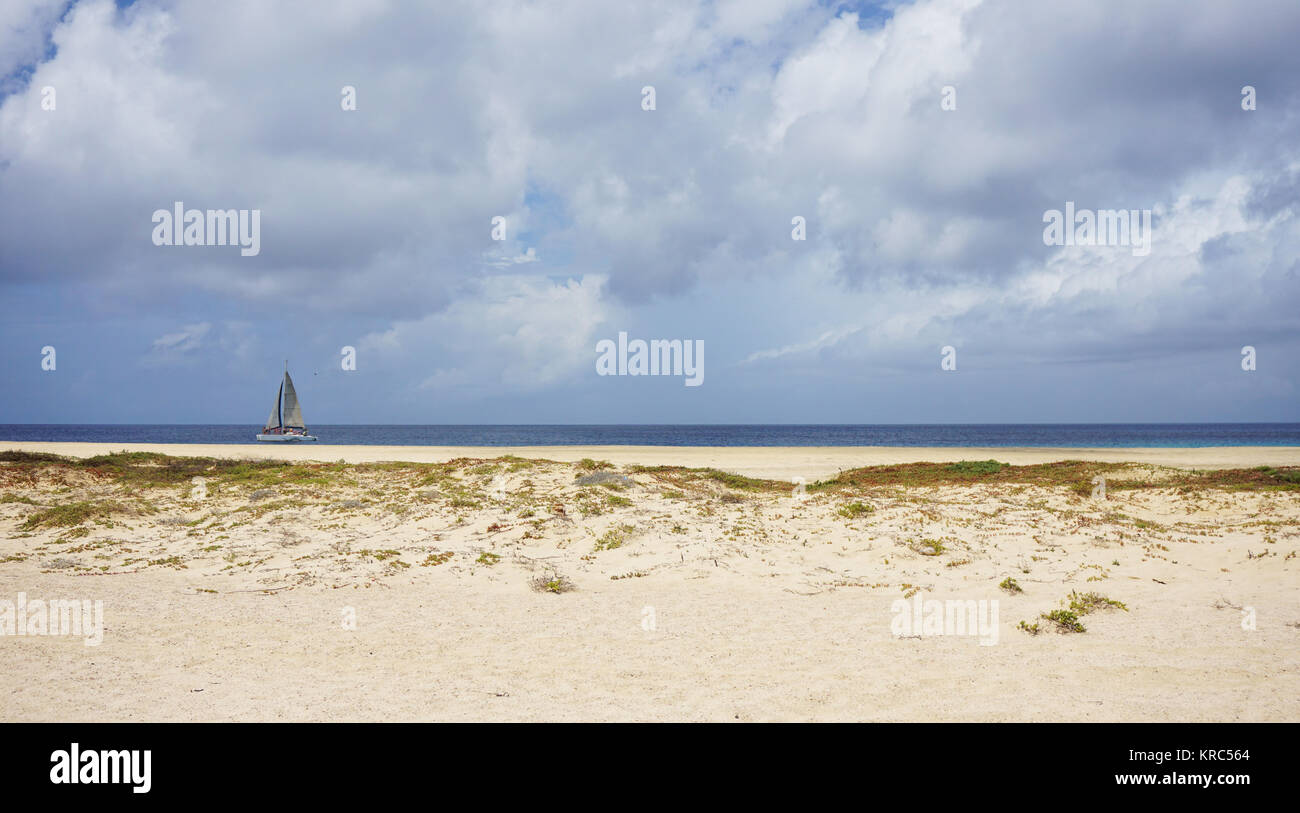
[{"left": 0, "top": 424, "right": 1297, "bottom": 447}]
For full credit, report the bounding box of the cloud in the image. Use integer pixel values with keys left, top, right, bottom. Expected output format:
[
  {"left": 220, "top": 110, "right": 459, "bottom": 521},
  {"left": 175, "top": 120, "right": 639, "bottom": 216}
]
[
  {"left": 359, "top": 274, "right": 612, "bottom": 401},
  {"left": 0, "top": 0, "right": 66, "bottom": 86},
  {"left": 484, "top": 246, "right": 539, "bottom": 268},
  {"left": 142, "top": 320, "right": 261, "bottom": 369},
  {"left": 0, "top": 0, "right": 1297, "bottom": 421},
  {"left": 742, "top": 171, "right": 1300, "bottom": 373},
  {"left": 144, "top": 321, "right": 210, "bottom": 365},
  {"left": 6, "top": 0, "right": 1297, "bottom": 306},
  {"left": 741, "top": 325, "right": 862, "bottom": 364}
]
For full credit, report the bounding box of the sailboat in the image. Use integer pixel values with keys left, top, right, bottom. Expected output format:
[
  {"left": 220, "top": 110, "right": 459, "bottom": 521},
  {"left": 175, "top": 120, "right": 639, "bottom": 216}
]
[{"left": 256, "top": 365, "right": 317, "bottom": 442}]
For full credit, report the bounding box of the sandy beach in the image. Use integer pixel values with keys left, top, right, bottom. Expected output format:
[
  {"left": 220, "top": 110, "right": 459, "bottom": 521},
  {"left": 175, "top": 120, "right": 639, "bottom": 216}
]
[{"left": 2, "top": 442, "right": 1298, "bottom": 722}]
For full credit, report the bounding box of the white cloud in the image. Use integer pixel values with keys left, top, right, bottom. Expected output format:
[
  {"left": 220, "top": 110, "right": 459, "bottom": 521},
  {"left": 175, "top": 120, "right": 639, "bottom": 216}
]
[
  {"left": 0, "top": 0, "right": 66, "bottom": 83},
  {"left": 360, "top": 274, "right": 612, "bottom": 399},
  {"left": 712, "top": 0, "right": 812, "bottom": 44},
  {"left": 485, "top": 246, "right": 539, "bottom": 268},
  {"left": 145, "top": 321, "right": 210, "bottom": 364},
  {"left": 741, "top": 325, "right": 862, "bottom": 364},
  {"left": 743, "top": 172, "right": 1297, "bottom": 368}
]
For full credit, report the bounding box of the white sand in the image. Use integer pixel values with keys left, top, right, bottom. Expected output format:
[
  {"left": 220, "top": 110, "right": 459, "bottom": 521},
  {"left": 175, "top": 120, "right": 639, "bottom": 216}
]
[{"left": 1, "top": 442, "right": 1297, "bottom": 721}]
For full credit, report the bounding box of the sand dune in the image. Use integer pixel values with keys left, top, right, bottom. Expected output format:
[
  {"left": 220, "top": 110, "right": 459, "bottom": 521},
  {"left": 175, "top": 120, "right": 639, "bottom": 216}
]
[
  {"left": 4, "top": 441, "right": 1300, "bottom": 480},
  {"left": 1, "top": 445, "right": 1297, "bottom": 721}
]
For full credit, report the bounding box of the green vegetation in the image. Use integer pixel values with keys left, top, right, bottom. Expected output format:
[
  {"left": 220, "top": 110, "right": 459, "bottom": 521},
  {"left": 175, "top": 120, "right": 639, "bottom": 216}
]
[
  {"left": 1042, "top": 609, "right": 1086, "bottom": 633},
  {"left": 999, "top": 577, "right": 1023, "bottom": 594},
  {"left": 837, "top": 501, "right": 875, "bottom": 519},
  {"left": 1030, "top": 591, "right": 1128, "bottom": 635},
  {"left": 702, "top": 469, "right": 772, "bottom": 491},
  {"left": 531, "top": 572, "right": 576, "bottom": 593},
  {"left": 146, "top": 555, "right": 187, "bottom": 569},
  {"left": 1199, "top": 465, "right": 1300, "bottom": 489},
  {"left": 501, "top": 456, "right": 536, "bottom": 472},
  {"left": 943, "top": 460, "right": 1006, "bottom": 476},
  {"left": 1067, "top": 590, "right": 1128, "bottom": 614},
  {"left": 4, "top": 453, "right": 1295, "bottom": 512},
  {"left": 0, "top": 451, "right": 64, "bottom": 463},
  {"left": 628, "top": 465, "right": 784, "bottom": 494},
  {"left": 910, "top": 538, "right": 946, "bottom": 556},
  {"left": 806, "top": 460, "right": 1300, "bottom": 495},
  {"left": 594, "top": 524, "right": 635, "bottom": 552},
  {"left": 628, "top": 458, "right": 1300, "bottom": 497},
  {"left": 20, "top": 500, "right": 122, "bottom": 530},
  {"left": 356, "top": 548, "right": 402, "bottom": 561},
  {"left": 476, "top": 552, "right": 501, "bottom": 565},
  {"left": 0, "top": 450, "right": 455, "bottom": 495}
]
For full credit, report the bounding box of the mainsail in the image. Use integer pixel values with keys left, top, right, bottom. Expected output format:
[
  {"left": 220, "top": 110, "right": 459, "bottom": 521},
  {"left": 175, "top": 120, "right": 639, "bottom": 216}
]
[
  {"left": 282, "top": 371, "right": 305, "bottom": 429},
  {"left": 263, "top": 381, "right": 283, "bottom": 431}
]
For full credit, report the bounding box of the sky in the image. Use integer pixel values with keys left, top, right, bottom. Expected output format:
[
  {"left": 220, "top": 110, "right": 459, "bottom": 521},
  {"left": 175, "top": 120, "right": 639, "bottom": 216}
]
[{"left": 0, "top": 0, "right": 1297, "bottom": 424}]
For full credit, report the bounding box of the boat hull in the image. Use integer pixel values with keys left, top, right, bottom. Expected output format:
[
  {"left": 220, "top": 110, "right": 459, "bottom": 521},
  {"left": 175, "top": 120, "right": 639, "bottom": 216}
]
[{"left": 255, "top": 434, "right": 317, "bottom": 442}]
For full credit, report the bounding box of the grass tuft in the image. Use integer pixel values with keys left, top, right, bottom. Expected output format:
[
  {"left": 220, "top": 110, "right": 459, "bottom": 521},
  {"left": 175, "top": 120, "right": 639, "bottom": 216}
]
[{"left": 837, "top": 501, "right": 875, "bottom": 519}]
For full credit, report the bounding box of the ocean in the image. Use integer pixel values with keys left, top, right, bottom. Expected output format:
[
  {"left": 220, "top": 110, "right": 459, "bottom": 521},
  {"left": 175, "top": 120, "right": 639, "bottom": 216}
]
[{"left": 1, "top": 424, "right": 1297, "bottom": 447}]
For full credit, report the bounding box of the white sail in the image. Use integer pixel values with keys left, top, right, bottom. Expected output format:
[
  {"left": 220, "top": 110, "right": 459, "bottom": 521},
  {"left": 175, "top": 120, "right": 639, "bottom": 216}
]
[
  {"left": 282, "top": 371, "right": 305, "bottom": 429},
  {"left": 263, "top": 381, "right": 282, "bottom": 431}
]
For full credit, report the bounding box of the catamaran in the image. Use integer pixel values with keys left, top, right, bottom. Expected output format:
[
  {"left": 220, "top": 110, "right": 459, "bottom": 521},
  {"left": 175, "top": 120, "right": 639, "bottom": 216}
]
[{"left": 257, "top": 366, "right": 317, "bottom": 442}]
